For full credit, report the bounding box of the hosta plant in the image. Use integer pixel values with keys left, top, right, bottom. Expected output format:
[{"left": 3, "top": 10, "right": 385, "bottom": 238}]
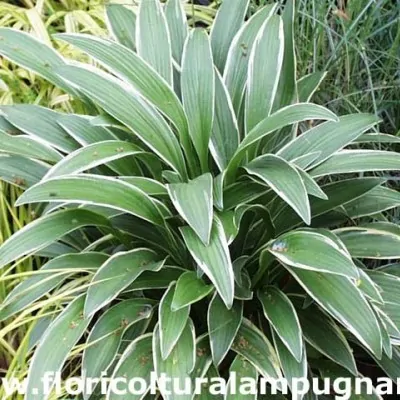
[{"left": 1, "top": 0, "right": 400, "bottom": 399}]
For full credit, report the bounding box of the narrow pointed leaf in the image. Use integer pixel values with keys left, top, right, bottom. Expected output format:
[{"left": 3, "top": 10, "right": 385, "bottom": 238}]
[
  {"left": 180, "top": 218, "right": 234, "bottom": 308},
  {"left": 272, "top": 332, "right": 307, "bottom": 399},
  {"left": 311, "top": 150, "right": 400, "bottom": 177},
  {"left": 258, "top": 287, "right": 303, "bottom": 362},
  {"left": 0, "top": 130, "right": 61, "bottom": 163},
  {"left": 208, "top": 294, "right": 243, "bottom": 366},
  {"left": 273, "top": 0, "right": 297, "bottom": 109},
  {"left": 226, "top": 103, "right": 338, "bottom": 181},
  {"left": 55, "top": 64, "right": 187, "bottom": 178},
  {"left": 297, "top": 71, "right": 327, "bottom": 102},
  {"left": 83, "top": 299, "right": 153, "bottom": 387},
  {"left": 344, "top": 186, "right": 400, "bottom": 218},
  {"left": 0, "top": 209, "right": 110, "bottom": 268},
  {"left": 57, "top": 114, "right": 117, "bottom": 146},
  {"left": 246, "top": 15, "right": 284, "bottom": 132},
  {"left": 55, "top": 34, "right": 190, "bottom": 150},
  {"left": 159, "top": 283, "right": 190, "bottom": 360},
  {"left": 232, "top": 318, "right": 282, "bottom": 379},
  {"left": 224, "top": 4, "right": 277, "bottom": 113},
  {"left": 105, "top": 4, "right": 136, "bottom": 51},
  {"left": 211, "top": 70, "right": 240, "bottom": 172},
  {"left": 137, "top": 0, "right": 172, "bottom": 85},
  {"left": 153, "top": 321, "right": 195, "bottom": 400},
  {"left": 268, "top": 230, "right": 359, "bottom": 278},
  {"left": 0, "top": 154, "right": 49, "bottom": 188},
  {"left": 168, "top": 173, "right": 213, "bottom": 245},
  {"left": 181, "top": 29, "right": 214, "bottom": 171},
  {"left": 1, "top": 105, "right": 79, "bottom": 153},
  {"left": 295, "top": 303, "right": 357, "bottom": 375},
  {"left": 335, "top": 225, "right": 400, "bottom": 259},
  {"left": 210, "top": 0, "right": 249, "bottom": 72},
  {"left": 286, "top": 268, "right": 382, "bottom": 358},
  {"left": 107, "top": 334, "right": 154, "bottom": 400},
  {"left": 16, "top": 175, "right": 165, "bottom": 225},
  {"left": 245, "top": 154, "right": 311, "bottom": 224},
  {"left": 84, "top": 249, "right": 164, "bottom": 317},
  {"left": 277, "top": 114, "right": 380, "bottom": 166},
  {"left": 171, "top": 271, "right": 213, "bottom": 311},
  {"left": 43, "top": 141, "right": 144, "bottom": 179},
  {"left": 165, "top": 0, "right": 188, "bottom": 64},
  {"left": 296, "top": 167, "right": 328, "bottom": 199},
  {"left": 0, "top": 28, "right": 74, "bottom": 93},
  {"left": 226, "top": 355, "right": 258, "bottom": 400},
  {"left": 25, "top": 295, "right": 91, "bottom": 400}
]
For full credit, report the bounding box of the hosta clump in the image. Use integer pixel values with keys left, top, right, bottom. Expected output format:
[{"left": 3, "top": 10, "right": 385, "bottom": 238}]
[{"left": 1, "top": 0, "right": 400, "bottom": 398}]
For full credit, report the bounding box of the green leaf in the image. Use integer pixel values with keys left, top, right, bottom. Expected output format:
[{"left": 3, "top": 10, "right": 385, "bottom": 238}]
[
  {"left": 356, "top": 269, "right": 384, "bottom": 304},
  {"left": 268, "top": 230, "right": 359, "bottom": 278},
  {"left": 246, "top": 15, "right": 283, "bottom": 132},
  {"left": 226, "top": 355, "right": 258, "bottom": 400},
  {"left": 0, "top": 209, "right": 110, "bottom": 269},
  {"left": 55, "top": 64, "right": 188, "bottom": 178},
  {"left": 180, "top": 218, "right": 234, "bottom": 308},
  {"left": 0, "top": 28, "right": 74, "bottom": 94},
  {"left": 44, "top": 140, "right": 144, "bottom": 179},
  {"left": 210, "top": 0, "right": 249, "bottom": 72},
  {"left": 83, "top": 299, "right": 153, "bottom": 385},
  {"left": 153, "top": 320, "right": 195, "bottom": 400},
  {"left": 181, "top": 29, "right": 214, "bottom": 172},
  {"left": 0, "top": 253, "right": 107, "bottom": 321},
  {"left": 159, "top": 283, "right": 190, "bottom": 360},
  {"left": 273, "top": 0, "right": 297, "bottom": 109},
  {"left": 168, "top": 173, "right": 213, "bottom": 245},
  {"left": 371, "top": 343, "right": 400, "bottom": 382},
  {"left": 226, "top": 103, "right": 338, "bottom": 182},
  {"left": 0, "top": 154, "right": 49, "bottom": 188},
  {"left": 245, "top": 154, "right": 310, "bottom": 224},
  {"left": 107, "top": 334, "right": 154, "bottom": 400},
  {"left": 295, "top": 302, "right": 357, "bottom": 375},
  {"left": 272, "top": 332, "right": 307, "bottom": 399},
  {"left": 55, "top": 34, "right": 190, "bottom": 155},
  {"left": 258, "top": 287, "right": 302, "bottom": 362},
  {"left": 344, "top": 186, "right": 400, "bottom": 218},
  {"left": 105, "top": 4, "right": 136, "bottom": 51},
  {"left": 223, "top": 4, "right": 277, "bottom": 113},
  {"left": 16, "top": 175, "right": 166, "bottom": 225},
  {"left": 274, "top": 177, "right": 385, "bottom": 232},
  {"left": 120, "top": 177, "right": 168, "bottom": 197},
  {"left": 137, "top": 0, "right": 172, "bottom": 85},
  {"left": 295, "top": 167, "right": 327, "bottom": 200},
  {"left": 0, "top": 129, "right": 62, "bottom": 163},
  {"left": 297, "top": 71, "right": 327, "bottom": 102},
  {"left": 171, "top": 271, "right": 213, "bottom": 311},
  {"left": 165, "top": 0, "right": 188, "bottom": 64},
  {"left": 84, "top": 249, "right": 164, "bottom": 317},
  {"left": 355, "top": 133, "right": 400, "bottom": 144},
  {"left": 57, "top": 114, "right": 117, "bottom": 146},
  {"left": 0, "top": 105, "right": 79, "bottom": 153},
  {"left": 211, "top": 70, "right": 240, "bottom": 172},
  {"left": 368, "top": 270, "right": 400, "bottom": 305},
  {"left": 286, "top": 268, "right": 382, "bottom": 358},
  {"left": 25, "top": 295, "right": 91, "bottom": 400},
  {"left": 335, "top": 225, "right": 400, "bottom": 259},
  {"left": 208, "top": 293, "right": 243, "bottom": 366},
  {"left": 277, "top": 114, "right": 380, "bottom": 166},
  {"left": 126, "top": 266, "right": 185, "bottom": 291},
  {"left": 232, "top": 318, "right": 282, "bottom": 379},
  {"left": 311, "top": 150, "right": 400, "bottom": 177}
]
